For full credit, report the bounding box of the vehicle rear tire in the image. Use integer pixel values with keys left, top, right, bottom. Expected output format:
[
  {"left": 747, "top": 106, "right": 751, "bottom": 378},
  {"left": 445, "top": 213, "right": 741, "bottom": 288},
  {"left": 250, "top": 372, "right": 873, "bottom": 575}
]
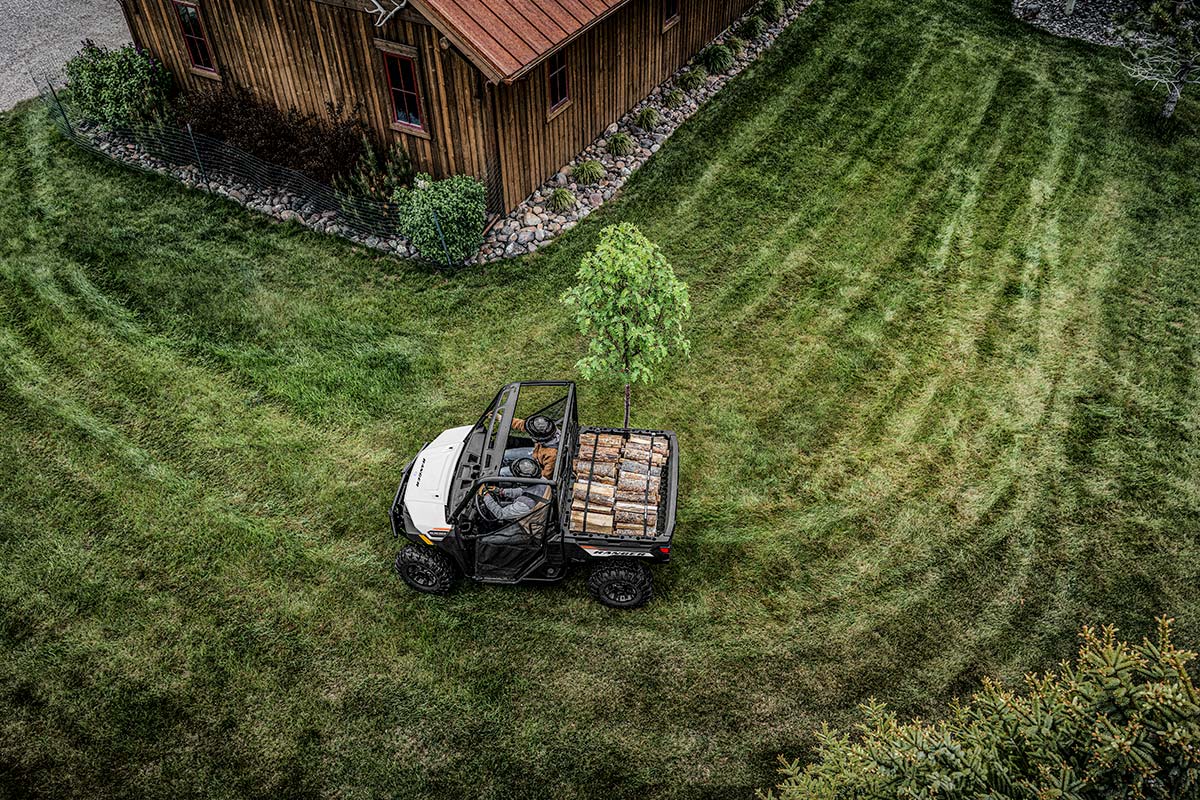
[
  {"left": 395, "top": 544, "right": 457, "bottom": 595},
  {"left": 587, "top": 560, "right": 653, "bottom": 609}
]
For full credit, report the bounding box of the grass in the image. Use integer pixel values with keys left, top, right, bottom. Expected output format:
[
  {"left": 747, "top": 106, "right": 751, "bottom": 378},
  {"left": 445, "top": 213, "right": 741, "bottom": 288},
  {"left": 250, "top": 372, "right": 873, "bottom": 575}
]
[{"left": 2, "top": 0, "right": 1199, "bottom": 796}]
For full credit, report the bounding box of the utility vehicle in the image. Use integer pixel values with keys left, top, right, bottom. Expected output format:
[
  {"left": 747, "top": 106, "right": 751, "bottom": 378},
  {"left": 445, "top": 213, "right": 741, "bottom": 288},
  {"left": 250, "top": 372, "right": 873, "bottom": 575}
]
[{"left": 389, "top": 381, "right": 678, "bottom": 608}]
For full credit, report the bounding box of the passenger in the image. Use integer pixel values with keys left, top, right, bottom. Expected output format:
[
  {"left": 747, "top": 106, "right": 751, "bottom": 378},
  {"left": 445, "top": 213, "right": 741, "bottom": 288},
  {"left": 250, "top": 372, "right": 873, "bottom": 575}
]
[
  {"left": 480, "top": 458, "right": 551, "bottom": 522},
  {"left": 502, "top": 413, "right": 560, "bottom": 478}
]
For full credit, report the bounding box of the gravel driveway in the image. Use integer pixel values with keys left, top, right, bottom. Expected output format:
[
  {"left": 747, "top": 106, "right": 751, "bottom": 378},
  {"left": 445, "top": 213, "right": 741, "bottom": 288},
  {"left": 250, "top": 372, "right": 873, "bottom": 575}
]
[{"left": 0, "top": 0, "right": 129, "bottom": 110}]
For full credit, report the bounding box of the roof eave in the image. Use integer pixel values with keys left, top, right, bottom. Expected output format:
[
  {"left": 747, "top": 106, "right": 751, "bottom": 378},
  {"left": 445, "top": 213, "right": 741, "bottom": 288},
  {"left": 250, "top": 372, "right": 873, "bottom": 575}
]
[{"left": 405, "top": 0, "right": 508, "bottom": 82}]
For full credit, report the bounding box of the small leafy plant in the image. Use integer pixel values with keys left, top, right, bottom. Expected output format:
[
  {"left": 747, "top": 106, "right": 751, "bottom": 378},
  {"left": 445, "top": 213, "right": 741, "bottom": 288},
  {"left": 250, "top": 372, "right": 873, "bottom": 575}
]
[
  {"left": 699, "top": 44, "right": 734, "bottom": 74},
  {"left": 738, "top": 15, "right": 767, "bottom": 40},
  {"left": 663, "top": 88, "right": 686, "bottom": 107},
  {"left": 393, "top": 173, "right": 487, "bottom": 265},
  {"left": 548, "top": 187, "right": 577, "bottom": 213},
  {"left": 677, "top": 66, "right": 708, "bottom": 93},
  {"left": 759, "top": 0, "right": 784, "bottom": 23},
  {"left": 607, "top": 131, "right": 634, "bottom": 156},
  {"left": 725, "top": 36, "right": 747, "bottom": 56},
  {"left": 64, "top": 41, "right": 172, "bottom": 128},
  {"left": 634, "top": 106, "right": 661, "bottom": 130},
  {"left": 573, "top": 159, "right": 605, "bottom": 185}
]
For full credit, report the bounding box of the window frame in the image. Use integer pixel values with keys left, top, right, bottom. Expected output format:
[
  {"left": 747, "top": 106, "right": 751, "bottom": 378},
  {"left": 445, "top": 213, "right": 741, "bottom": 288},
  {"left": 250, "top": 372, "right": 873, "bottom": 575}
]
[
  {"left": 546, "top": 49, "right": 570, "bottom": 119},
  {"left": 662, "top": 0, "right": 680, "bottom": 31},
  {"left": 171, "top": 0, "right": 219, "bottom": 77},
  {"left": 375, "top": 41, "right": 428, "bottom": 137}
]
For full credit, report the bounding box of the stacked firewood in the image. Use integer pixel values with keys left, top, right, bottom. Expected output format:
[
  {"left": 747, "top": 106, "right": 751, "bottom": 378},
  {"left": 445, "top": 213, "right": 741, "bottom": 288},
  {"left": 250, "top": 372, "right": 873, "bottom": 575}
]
[{"left": 570, "top": 431, "right": 668, "bottom": 537}]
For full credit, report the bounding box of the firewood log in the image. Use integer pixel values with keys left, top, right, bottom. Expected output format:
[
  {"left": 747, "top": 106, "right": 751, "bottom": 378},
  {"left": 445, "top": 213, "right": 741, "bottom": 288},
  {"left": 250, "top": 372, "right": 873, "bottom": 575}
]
[
  {"left": 572, "top": 481, "right": 615, "bottom": 499},
  {"left": 570, "top": 511, "right": 613, "bottom": 532}
]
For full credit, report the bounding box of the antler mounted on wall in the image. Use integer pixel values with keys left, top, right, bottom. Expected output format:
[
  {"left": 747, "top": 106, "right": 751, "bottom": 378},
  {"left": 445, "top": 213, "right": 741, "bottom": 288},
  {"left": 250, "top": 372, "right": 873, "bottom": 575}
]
[{"left": 366, "top": 0, "right": 407, "bottom": 27}]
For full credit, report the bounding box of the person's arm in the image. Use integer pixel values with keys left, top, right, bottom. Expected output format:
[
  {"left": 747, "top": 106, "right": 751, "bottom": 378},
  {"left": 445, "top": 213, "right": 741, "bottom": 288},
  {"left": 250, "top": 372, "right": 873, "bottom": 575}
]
[{"left": 510, "top": 417, "right": 527, "bottom": 433}]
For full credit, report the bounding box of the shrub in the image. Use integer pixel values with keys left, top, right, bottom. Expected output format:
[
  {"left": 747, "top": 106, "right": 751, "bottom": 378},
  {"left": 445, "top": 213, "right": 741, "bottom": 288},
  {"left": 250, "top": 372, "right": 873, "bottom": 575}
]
[
  {"left": 64, "top": 41, "right": 172, "bottom": 128},
  {"left": 394, "top": 173, "right": 487, "bottom": 264},
  {"left": 698, "top": 44, "right": 734, "bottom": 74},
  {"left": 677, "top": 66, "right": 708, "bottom": 93},
  {"left": 759, "top": 0, "right": 785, "bottom": 22},
  {"left": 634, "top": 106, "right": 661, "bottom": 130},
  {"left": 762, "top": 619, "right": 1200, "bottom": 800},
  {"left": 725, "top": 36, "right": 747, "bottom": 56},
  {"left": 573, "top": 159, "right": 605, "bottom": 185},
  {"left": 663, "top": 88, "right": 686, "bottom": 107},
  {"left": 607, "top": 131, "right": 634, "bottom": 156},
  {"left": 548, "top": 187, "right": 576, "bottom": 213},
  {"left": 333, "top": 135, "right": 413, "bottom": 204},
  {"left": 738, "top": 15, "right": 767, "bottom": 40},
  {"left": 179, "top": 83, "right": 366, "bottom": 183}
]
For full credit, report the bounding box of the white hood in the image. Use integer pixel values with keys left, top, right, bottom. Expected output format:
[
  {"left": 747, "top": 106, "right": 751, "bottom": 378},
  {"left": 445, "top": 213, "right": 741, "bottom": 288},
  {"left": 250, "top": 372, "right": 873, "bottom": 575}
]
[{"left": 404, "top": 425, "right": 472, "bottom": 536}]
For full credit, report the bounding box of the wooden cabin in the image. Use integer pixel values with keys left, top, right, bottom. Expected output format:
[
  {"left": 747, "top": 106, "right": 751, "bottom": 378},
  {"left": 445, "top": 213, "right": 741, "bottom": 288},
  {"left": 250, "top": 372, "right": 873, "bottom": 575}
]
[{"left": 118, "top": 0, "right": 759, "bottom": 214}]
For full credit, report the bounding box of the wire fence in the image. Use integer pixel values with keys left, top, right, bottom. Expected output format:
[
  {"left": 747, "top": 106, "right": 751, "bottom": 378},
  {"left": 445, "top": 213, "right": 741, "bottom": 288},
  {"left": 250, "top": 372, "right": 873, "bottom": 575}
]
[{"left": 33, "top": 73, "right": 413, "bottom": 250}]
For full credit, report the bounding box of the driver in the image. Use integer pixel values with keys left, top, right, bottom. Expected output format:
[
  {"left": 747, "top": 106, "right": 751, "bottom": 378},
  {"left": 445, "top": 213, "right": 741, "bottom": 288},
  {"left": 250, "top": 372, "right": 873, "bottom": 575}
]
[
  {"left": 480, "top": 457, "right": 551, "bottom": 522},
  {"left": 502, "top": 413, "right": 560, "bottom": 478}
]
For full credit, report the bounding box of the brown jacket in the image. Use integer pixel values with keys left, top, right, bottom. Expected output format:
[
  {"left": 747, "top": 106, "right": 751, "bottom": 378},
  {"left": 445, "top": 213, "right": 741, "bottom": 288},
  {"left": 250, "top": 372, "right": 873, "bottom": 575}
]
[{"left": 511, "top": 416, "right": 558, "bottom": 478}]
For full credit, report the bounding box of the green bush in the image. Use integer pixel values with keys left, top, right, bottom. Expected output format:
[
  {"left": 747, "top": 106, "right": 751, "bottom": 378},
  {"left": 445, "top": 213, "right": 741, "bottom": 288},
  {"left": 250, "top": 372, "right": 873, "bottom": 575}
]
[
  {"left": 677, "top": 66, "right": 708, "bottom": 93},
  {"left": 762, "top": 619, "right": 1200, "bottom": 800},
  {"left": 573, "top": 159, "right": 605, "bottom": 185},
  {"left": 548, "top": 187, "right": 577, "bottom": 213},
  {"left": 725, "top": 36, "right": 747, "bottom": 56},
  {"left": 663, "top": 88, "right": 686, "bottom": 107},
  {"left": 759, "top": 0, "right": 785, "bottom": 22},
  {"left": 607, "top": 131, "right": 634, "bottom": 157},
  {"left": 64, "top": 41, "right": 172, "bottom": 128},
  {"left": 699, "top": 44, "right": 735, "bottom": 74},
  {"left": 738, "top": 15, "right": 767, "bottom": 40},
  {"left": 634, "top": 106, "right": 661, "bottom": 130},
  {"left": 393, "top": 173, "right": 486, "bottom": 264}
]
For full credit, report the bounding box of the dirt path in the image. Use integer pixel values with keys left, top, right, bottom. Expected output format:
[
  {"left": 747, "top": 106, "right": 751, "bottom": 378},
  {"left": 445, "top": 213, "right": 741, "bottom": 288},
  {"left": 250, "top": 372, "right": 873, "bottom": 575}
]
[{"left": 0, "top": 0, "right": 128, "bottom": 110}]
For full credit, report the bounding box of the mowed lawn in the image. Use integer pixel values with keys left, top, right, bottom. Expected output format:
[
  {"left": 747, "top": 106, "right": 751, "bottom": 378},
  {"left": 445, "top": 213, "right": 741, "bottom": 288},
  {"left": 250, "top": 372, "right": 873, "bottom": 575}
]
[{"left": 2, "top": 0, "right": 1199, "bottom": 796}]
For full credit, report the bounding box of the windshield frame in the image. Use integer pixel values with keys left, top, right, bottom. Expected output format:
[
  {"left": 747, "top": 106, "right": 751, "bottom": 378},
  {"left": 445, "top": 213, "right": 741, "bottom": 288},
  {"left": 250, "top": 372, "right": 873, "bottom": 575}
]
[{"left": 445, "top": 381, "right": 576, "bottom": 522}]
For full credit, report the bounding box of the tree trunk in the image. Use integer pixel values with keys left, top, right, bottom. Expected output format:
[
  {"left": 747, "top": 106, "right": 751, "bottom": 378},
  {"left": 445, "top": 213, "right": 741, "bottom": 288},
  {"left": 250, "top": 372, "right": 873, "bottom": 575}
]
[
  {"left": 623, "top": 382, "right": 631, "bottom": 429},
  {"left": 1162, "top": 83, "right": 1184, "bottom": 119}
]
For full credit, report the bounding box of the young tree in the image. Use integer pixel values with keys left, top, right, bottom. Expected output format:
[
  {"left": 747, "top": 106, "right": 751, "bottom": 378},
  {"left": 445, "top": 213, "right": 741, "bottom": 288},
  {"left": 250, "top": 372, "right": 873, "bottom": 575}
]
[
  {"left": 562, "top": 223, "right": 691, "bottom": 429},
  {"left": 1120, "top": 0, "right": 1200, "bottom": 119}
]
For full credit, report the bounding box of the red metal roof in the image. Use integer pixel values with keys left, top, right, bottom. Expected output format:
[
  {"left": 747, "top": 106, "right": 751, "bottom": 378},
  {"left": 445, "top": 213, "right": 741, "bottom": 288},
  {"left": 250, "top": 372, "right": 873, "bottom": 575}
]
[{"left": 410, "top": 0, "right": 629, "bottom": 82}]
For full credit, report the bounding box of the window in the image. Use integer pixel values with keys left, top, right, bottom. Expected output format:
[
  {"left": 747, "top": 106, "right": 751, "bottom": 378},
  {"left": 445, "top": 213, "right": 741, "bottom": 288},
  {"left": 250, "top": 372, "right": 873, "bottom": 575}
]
[
  {"left": 547, "top": 50, "right": 569, "bottom": 113},
  {"left": 663, "top": 0, "right": 680, "bottom": 29},
  {"left": 383, "top": 52, "right": 424, "bottom": 130},
  {"left": 172, "top": 1, "right": 216, "bottom": 72}
]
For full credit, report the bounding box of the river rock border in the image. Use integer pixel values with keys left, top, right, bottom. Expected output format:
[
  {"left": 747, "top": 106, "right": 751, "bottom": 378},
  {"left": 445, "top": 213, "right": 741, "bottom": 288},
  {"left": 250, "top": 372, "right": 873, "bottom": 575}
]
[
  {"left": 478, "top": 0, "right": 813, "bottom": 262},
  {"left": 1011, "top": 0, "right": 1132, "bottom": 47},
  {"left": 64, "top": 0, "right": 812, "bottom": 263}
]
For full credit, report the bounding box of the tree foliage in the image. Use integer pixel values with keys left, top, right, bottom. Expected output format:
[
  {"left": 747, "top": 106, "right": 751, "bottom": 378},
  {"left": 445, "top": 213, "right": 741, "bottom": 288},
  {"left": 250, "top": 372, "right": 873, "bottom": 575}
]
[
  {"left": 562, "top": 224, "right": 691, "bottom": 427},
  {"left": 762, "top": 618, "right": 1200, "bottom": 800},
  {"left": 1120, "top": 0, "right": 1200, "bottom": 118}
]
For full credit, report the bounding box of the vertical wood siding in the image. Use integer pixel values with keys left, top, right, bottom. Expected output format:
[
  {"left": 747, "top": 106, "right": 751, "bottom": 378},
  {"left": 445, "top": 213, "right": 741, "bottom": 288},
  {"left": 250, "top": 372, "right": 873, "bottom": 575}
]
[
  {"left": 122, "top": 0, "right": 492, "bottom": 190},
  {"left": 122, "top": 0, "right": 760, "bottom": 213},
  {"left": 491, "top": 0, "right": 758, "bottom": 210}
]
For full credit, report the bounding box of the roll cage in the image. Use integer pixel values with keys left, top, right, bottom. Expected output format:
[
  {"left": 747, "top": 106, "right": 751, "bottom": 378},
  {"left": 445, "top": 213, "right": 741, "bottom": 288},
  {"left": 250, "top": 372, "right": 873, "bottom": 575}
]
[{"left": 445, "top": 381, "right": 579, "bottom": 525}]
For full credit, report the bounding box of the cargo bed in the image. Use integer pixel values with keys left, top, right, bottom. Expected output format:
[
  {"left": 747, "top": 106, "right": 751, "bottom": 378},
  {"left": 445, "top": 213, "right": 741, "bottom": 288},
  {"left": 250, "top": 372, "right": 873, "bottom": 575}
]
[{"left": 569, "top": 427, "right": 678, "bottom": 544}]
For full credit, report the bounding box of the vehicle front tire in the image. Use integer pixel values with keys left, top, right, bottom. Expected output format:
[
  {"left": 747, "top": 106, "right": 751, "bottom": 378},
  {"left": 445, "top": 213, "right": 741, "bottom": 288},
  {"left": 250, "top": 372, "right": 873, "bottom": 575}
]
[
  {"left": 587, "top": 560, "right": 654, "bottom": 609},
  {"left": 395, "top": 544, "right": 458, "bottom": 595}
]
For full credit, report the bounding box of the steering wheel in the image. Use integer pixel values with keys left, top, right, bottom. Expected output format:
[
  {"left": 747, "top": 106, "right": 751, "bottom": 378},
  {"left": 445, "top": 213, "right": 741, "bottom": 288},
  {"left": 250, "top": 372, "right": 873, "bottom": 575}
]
[{"left": 474, "top": 486, "right": 501, "bottom": 522}]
